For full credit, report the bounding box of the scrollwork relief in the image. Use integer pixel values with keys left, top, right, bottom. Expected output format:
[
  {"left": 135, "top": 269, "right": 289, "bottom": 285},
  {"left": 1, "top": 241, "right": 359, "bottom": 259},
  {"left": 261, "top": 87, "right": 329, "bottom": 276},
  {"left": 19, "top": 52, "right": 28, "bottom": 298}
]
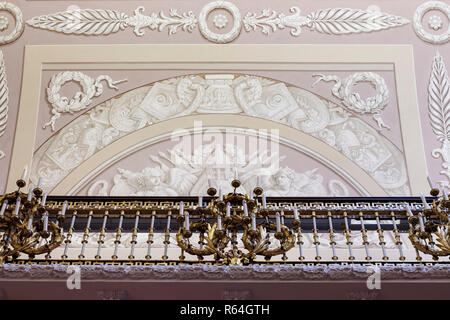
[
  {"left": 27, "top": 6, "right": 197, "bottom": 37},
  {"left": 243, "top": 7, "right": 408, "bottom": 37},
  {"left": 44, "top": 71, "right": 127, "bottom": 131},
  {"left": 31, "top": 74, "right": 408, "bottom": 196},
  {"left": 428, "top": 52, "right": 450, "bottom": 190},
  {"left": 27, "top": 2, "right": 408, "bottom": 43}
]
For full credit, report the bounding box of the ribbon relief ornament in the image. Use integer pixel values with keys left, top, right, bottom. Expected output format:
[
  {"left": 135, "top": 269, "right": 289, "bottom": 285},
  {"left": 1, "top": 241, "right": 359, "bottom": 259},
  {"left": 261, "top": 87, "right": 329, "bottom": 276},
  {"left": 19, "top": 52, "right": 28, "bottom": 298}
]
[
  {"left": 44, "top": 71, "right": 127, "bottom": 131},
  {"left": 312, "top": 72, "right": 390, "bottom": 131},
  {"left": 0, "top": 50, "right": 7, "bottom": 160},
  {"left": 428, "top": 52, "right": 450, "bottom": 189}
]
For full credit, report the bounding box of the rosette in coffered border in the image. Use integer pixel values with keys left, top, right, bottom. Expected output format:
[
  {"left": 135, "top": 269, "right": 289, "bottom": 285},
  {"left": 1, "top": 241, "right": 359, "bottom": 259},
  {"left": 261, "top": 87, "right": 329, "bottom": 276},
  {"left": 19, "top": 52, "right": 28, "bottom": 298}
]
[{"left": 26, "top": 1, "right": 409, "bottom": 43}]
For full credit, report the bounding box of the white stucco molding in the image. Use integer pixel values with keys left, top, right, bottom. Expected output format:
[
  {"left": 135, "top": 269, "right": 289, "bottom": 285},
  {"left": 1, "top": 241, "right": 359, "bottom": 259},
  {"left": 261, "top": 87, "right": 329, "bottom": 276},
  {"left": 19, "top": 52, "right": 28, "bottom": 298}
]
[{"left": 0, "top": 263, "right": 449, "bottom": 281}]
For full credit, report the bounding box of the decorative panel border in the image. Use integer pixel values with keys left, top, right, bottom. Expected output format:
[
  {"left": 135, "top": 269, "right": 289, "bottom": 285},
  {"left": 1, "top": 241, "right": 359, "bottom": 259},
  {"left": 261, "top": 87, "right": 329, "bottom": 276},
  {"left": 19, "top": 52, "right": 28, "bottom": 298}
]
[{"left": 8, "top": 44, "right": 427, "bottom": 195}]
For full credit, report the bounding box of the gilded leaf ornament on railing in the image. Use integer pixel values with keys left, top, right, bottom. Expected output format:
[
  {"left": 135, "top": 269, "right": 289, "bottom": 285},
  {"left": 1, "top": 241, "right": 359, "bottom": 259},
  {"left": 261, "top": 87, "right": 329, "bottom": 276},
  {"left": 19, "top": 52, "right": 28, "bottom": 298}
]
[{"left": 429, "top": 52, "right": 450, "bottom": 189}]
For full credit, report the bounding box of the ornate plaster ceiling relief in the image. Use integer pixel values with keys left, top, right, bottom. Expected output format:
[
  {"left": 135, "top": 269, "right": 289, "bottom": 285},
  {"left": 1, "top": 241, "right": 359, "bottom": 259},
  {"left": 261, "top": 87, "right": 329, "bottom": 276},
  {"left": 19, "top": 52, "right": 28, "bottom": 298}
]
[
  {"left": 30, "top": 74, "right": 408, "bottom": 196},
  {"left": 44, "top": 72, "right": 127, "bottom": 131},
  {"left": 413, "top": 1, "right": 450, "bottom": 44},
  {"left": 26, "top": 6, "right": 198, "bottom": 37},
  {"left": 428, "top": 52, "right": 450, "bottom": 189},
  {"left": 199, "top": 1, "right": 241, "bottom": 43},
  {"left": 0, "top": 2, "right": 24, "bottom": 45},
  {"left": 87, "top": 142, "right": 350, "bottom": 197},
  {"left": 0, "top": 50, "right": 7, "bottom": 160},
  {"left": 312, "top": 72, "right": 390, "bottom": 131},
  {"left": 26, "top": 2, "right": 408, "bottom": 43},
  {"left": 243, "top": 7, "right": 409, "bottom": 37}
]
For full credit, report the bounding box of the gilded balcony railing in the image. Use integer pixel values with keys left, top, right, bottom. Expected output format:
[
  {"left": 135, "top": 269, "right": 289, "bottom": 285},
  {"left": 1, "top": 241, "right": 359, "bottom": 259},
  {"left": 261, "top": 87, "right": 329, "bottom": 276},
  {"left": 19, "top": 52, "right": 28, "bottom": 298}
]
[{"left": 1, "top": 195, "right": 448, "bottom": 265}]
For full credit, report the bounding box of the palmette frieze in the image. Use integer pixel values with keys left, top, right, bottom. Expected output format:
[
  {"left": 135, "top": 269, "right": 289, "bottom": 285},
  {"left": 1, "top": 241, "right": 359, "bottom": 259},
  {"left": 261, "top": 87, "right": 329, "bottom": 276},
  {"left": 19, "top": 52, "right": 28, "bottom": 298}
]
[
  {"left": 26, "top": 2, "right": 409, "bottom": 43},
  {"left": 31, "top": 74, "right": 408, "bottom": 196}
]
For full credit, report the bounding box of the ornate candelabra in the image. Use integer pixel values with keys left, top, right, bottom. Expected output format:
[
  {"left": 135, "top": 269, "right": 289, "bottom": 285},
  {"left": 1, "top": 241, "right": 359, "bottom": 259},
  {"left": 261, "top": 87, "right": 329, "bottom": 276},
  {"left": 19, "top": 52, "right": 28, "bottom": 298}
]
[
  {"left": 0, "top": 178, "right": 64, "bottom": 263},
  {"left": 176, "top": 176, "right": 297, "bottom": 265},
  {"left": 408, "top": 181, "right": 450, "bottom": 260}
]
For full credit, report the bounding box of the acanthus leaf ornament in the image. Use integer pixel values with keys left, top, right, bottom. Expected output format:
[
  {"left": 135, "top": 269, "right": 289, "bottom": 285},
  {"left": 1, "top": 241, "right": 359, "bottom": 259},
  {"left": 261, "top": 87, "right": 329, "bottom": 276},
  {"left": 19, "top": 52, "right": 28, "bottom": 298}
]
[
  {"left": 243, "top": 6, "right": 408, "bottom": 36},
  {"left": 44, "top": 71, "right": 127, "bottom": 131},
  {"left": 27, "top": 6, "right": 198, "bottom": 37},
  {"left": 428, "top": 52, "right": 450, "bottom": 189},
  {"left": 413, "top": 1, "right": 450, "bottom": 45},
  {"left": 312, "top": 72, "right": 390, "bottom": 131},
  {"left": 0, "top": 50, "right": 7, "bottom": 160}
]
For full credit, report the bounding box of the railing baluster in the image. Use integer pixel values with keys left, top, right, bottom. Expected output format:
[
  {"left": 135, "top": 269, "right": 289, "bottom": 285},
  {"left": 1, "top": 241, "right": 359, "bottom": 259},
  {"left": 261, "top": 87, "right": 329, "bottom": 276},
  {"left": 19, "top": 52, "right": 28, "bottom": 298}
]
[
  {"left": 359, "top": 211, "right": 371, "bottom": 261},
  {"left": 343, "top": 211, "right": 355, "bottom": 261},
  {"left": 391, "top": 211, "right": 405, "bottom": 261},
  {"left": 162, "top": 210, "right": 171, "bottom": 261},
  {"left": 374, "top": 211, "right": 388, "bottom": 260},
  {"left": 129, "top": 210, "right": 140, "bottom": 260},
  {"left": 145, "top": 210, "right": 156, "bottom": 260},
  {"left": 311, "top": 211, "right": 321, "bottom": 261},
  {"left": 95, "top": 210, "right": 109, "bottom": 260},
  {"left": 62, "top": 209, "right": 77, "bottom": 260},
  {"left": 112, "top": 210, "right": 125, "bottom": 260},
  {"left": 327, "top": 211, "right": 338, "bottom": 261},
  {"left": 79, "top": 210, "right": 93, "bottom": 260}
]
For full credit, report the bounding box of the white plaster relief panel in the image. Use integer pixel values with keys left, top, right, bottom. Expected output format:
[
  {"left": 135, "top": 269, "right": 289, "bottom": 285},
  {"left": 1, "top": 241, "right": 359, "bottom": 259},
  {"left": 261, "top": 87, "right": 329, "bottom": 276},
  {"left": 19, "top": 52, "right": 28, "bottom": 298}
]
[
  {"left": 26, "top": 2, "right": 410, "bottom": 43},
  {"left": 30, "top": 74, "right": 409, "bottom": 196},
  {"left": 428, "top": 52, "right": 450, "bottom": 190}
]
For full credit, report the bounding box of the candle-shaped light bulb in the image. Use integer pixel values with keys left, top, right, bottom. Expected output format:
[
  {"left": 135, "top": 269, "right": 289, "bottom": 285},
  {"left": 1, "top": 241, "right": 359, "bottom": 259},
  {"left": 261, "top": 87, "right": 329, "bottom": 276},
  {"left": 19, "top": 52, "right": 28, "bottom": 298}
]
[
  {"left": 251, "top": 213, "right": 256, "bottom": 231},
  {"left": 262, "top": 193, "right": 267, "bottom": 209},
  {"left": 226, "top": 202, "right": 231, "bottom": 218},
  {"left": 61, "top": 200, "right": 68, "bottom": 217},
  {"left": 27, "top": 184, "right": 34, "bottom": 201},
  {"left": 405, "top": 203, "right": 413, "bottom": 217},
  {"left": 243, "top": 200, "right": 248, "bottom": 217},
  {"left": 219, "top": 189, "right": 223, "bottom": 201},
  {"left": 180, "top": 201, "right": 184, "bottom": 216},
  {"left": 37, "top": 177, "right": 43, "bottom": 189},
  {"left": 443, "top": 189, "right": 449, "bottom": 201},
  {"left": 276, "top": 212, "right": 281, "bottom": 233},
  {"left": 43, "top": 213, "right": 48, "bottom": 232},
  {"left": 0, "top": 199, "right": 8, "bottom": 217},
  {"left": 208, "top": 178, "right": 214, "bottom": 188},
  {"left": 293, "top": 206, "right": 299, "bottom": 220},
  {"left": 418, "top": 212, "right": 425, "bottom": 232},
  {"left": 217, "top": 215, "right": 222, "bottom": 231},
  {"left": 13, "top": 197, "right": 21, "bottom": 216},
  {"left": 41, "top": 193, "right": 48, "bottom": 206},
  {"left": 257, "top": 176, "right": 261, "bottom": 188},
  {"left": 420, "top": 193, "right": 430, "bottom": 209},
  {"left": 427, "top": 175, "right": 435, "bottom": 190},
  {"left": 235, "top": 168, "right": 239, "bottom": 180},
  {"left": 27, "top": 216, "right": 33, "bottom": 230},
  {"left": 250, "top": 192, "right": 254, "bottom": 200},
  {"left": 185, "top": 212, "right": 190, "bottom": 231},
  {"left": 198, "top": 196, "right": 203, "bottom": 208},
  {"left": 21, "top": 165, "right": 28, "bottom": 181}
]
